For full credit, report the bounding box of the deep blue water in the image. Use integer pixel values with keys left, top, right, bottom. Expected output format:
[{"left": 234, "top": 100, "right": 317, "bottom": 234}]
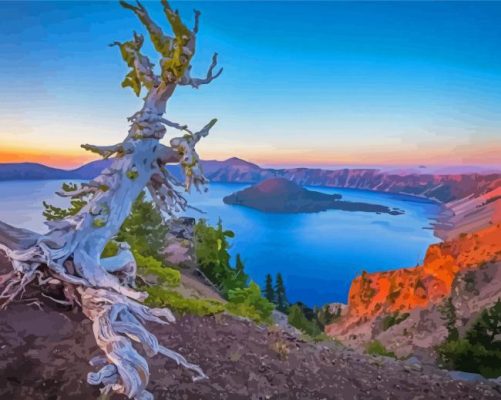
[{"left": 0, "top": 180, "right": 441, "bottom": 306}]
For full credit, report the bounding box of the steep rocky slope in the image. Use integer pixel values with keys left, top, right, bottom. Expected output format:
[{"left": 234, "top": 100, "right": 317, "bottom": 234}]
[{"left": 326, "top": 192, "right": 501, "bottom": 358}]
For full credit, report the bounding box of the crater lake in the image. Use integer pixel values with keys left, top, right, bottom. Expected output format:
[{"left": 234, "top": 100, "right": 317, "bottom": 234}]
[{"left": 0, "top": 180, "right": 441, "bottom": 306}]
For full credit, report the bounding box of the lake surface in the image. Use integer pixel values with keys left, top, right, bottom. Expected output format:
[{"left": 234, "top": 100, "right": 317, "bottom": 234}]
[{"left": 0, "top": 180, "right": 441, "bottom": 306}]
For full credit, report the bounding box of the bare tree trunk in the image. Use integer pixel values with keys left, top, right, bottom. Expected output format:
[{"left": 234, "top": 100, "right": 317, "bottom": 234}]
[{"left": 0, "top": 2, "right": 222, "bottom": 399}]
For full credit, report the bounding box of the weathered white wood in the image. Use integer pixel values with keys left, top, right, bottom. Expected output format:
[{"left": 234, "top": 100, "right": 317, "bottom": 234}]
[{"left": 0, "top": 1, "right": 222, "bottom": 398}]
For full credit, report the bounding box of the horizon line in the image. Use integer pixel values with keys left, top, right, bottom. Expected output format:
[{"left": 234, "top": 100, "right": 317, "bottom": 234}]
[{"left": 2, "top": 156, "right": 501, "bottom": 173}]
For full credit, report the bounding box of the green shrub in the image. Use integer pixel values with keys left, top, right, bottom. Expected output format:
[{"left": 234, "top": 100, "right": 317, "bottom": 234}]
[
  {"left": 134, "top": 251, "right": 180, "bottom": 287},
  {"left": 464, "top": 271, "right": 478, "bottom": 294},
  {"left": 438, "top": 299, "right": 501, "bottom": 378},
  {"left": 316, "top": 304, "right": 339, "bottom": 328},
  {"left": 195, "top": 219, "right": 249, "bottom": 295},
  {"left": 225, "top": 282, "right": 274, "bottom": 324},
  {"left": 288, "top": 304, "right": 322, "bottom": 337},
  {"left": 439, "top": 297, "right": 459, "bottom": 341},
  {"left": 359, "top": 271, "right": 376, "bottom": 304},
  {"left": 144, "top": 286, "right": 225, "bottom": 317},
  {"left": 101, "top": 240, "right": 120, "bottom": 258},
  {"left": 382, "top": 312, "right": 410, "bottom": 331},
  {"left": 366, "top": 340, "right": 396, "bottom": 358},
  {"left": 116, "top": 191, "right": 168, "bottom": 260}
]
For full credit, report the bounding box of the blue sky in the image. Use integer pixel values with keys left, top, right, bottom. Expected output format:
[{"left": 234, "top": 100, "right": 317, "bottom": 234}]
[{"left": 1, "top": 1, "right": 500, "bottom": 168}]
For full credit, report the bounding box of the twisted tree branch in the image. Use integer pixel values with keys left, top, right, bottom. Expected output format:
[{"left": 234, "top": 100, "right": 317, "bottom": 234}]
[{"left": 179, "top": 53, "right": 223, "bottom": 88}]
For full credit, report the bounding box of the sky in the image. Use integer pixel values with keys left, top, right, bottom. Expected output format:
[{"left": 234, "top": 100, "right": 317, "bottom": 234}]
[{"left": 0, "top": 1, "right": 500, "bottom": 169}]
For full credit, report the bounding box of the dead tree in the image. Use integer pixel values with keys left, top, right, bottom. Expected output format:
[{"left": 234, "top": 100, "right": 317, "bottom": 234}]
[{"left": 0, "top": 1, "right": 222, "bottom": 398}]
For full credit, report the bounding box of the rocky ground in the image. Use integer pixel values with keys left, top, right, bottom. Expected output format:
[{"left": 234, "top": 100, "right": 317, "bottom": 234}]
[{"left": 1, "top": 297, "right": 500, "bottom": 400}]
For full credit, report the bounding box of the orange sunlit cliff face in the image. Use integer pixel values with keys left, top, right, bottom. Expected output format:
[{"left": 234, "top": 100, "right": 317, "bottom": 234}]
[{"left": 326, "top": 187, "right": 501, "bottom": 339}]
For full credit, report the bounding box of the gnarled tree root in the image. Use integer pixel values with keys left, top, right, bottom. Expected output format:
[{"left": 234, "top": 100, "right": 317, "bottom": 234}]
[{"left": 0, "top": 222, "right": 207, "bottom": 400}]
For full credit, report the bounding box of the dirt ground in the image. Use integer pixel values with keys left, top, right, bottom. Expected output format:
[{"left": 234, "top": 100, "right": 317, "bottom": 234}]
[{"left": 0, "top": 298, "right": 500, "bottom": 400}]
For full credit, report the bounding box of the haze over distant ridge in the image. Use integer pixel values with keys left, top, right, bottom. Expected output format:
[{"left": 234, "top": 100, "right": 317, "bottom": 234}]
[{"left": 1, "top": 157, "right": 500, "bottom": 204}]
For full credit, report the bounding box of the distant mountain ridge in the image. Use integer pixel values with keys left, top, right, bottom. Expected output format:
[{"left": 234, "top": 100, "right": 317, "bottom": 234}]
[
  {"left": 0, "top": 160, "right": 114, "bottom": 181},
  {"left": 1, "top": 157, "right": 500, "bottom": 203}
]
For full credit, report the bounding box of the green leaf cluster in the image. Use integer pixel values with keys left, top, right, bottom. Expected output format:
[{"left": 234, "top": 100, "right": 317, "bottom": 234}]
[
  {"left": 43, "top": 198, "right": 87, "bottom": 221},
  {"left": 43, "top": 182, "right": 89, "bottom": 221},
  {"left": 117, "top": 1, "right": 196, "bottom": 96}
]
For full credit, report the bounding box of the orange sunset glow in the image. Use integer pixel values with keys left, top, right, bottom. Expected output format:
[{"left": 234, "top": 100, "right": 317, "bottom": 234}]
[
  {"left": 2, "top": 139, "right": 501, "bottom": 170},
  {"left": 0, "top": 146, "right": 97, "bottom": 169}
]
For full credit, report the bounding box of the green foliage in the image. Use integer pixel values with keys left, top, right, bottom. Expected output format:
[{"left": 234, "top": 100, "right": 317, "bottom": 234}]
[
  {"left": 194, "top": 219, "right": 248, "bottom": 295},
  {"left": 316, "top": 304, "right": 339, "bottom": 329},
  {"left": 288, "top": 304, "right": 322, "bottom": 337},
  {"left": 264, "top": 274, "right": 275, "bottom": 303},
  {"left": 194, "top": 219, "right": 277, "bottom": 324},
  {"left": 42, "top": 182, "right": 89, "bottom": 221},
  {"left": 274, "top": 273, "right": 288, "bottom": 313},
  {"left": 126, "top": 169, "right": 139, "bottom": 180},
  {"left": 116, "top": 191, "right": 168, "bottom": 260},
  {"left": 112, "top": 31, "right": 151, "bottom": 96},
  {"left": 118, "top": 1, "right": 194, "bottom": 92},
  {"left": 366, "top": 340, "right": 396, "bottom": 358},
  {"left": 93, "top": 218, "right": 107, "bottom": 228},
  {"left": 438, "top": 299, "right": 501, "bottom": 378},
  {"left": 382, "top": 312, "right": 410, "bottom": 331},
  {"left": 286, "top": 302, "right": 337, "bottom": 340},
  {"left": 134, "top": 250, "right": 180, "bottom": 287},
  {"left": 145, "top": 285, "right": 225, "bottom": 317},
  {"left": 360, "top": 270, "right": 376, "bottom": 304},
  {"left": 464, "top": 271, "right": 479, "bottom": 294},
  {"left": 439, "top": 297, "right": 459, "bottom": 341},
  {"left": 101, "top": 240, "right": 120, "bottom": 258},
  {"left": 225, "top": 282, "right": 274, "bottom": 324},
  {"left": 43, "top": 198, "right": 87, "bottom": 221}
]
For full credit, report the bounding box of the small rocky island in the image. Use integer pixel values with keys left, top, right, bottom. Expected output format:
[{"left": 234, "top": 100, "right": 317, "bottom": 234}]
[{"left": 223, "top": 178, "right": 403, "bottom": 214}]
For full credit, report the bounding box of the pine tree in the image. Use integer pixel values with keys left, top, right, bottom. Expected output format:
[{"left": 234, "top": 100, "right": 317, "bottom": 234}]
[
  {"left": 274, "top": 273, "right": 288, "bottom": 313},
  {"left": 233, "top": 254, "right": 249, "bottom": 290},
  {"left": 264, "top": 273, "right": 275, "bottom": 303}
]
